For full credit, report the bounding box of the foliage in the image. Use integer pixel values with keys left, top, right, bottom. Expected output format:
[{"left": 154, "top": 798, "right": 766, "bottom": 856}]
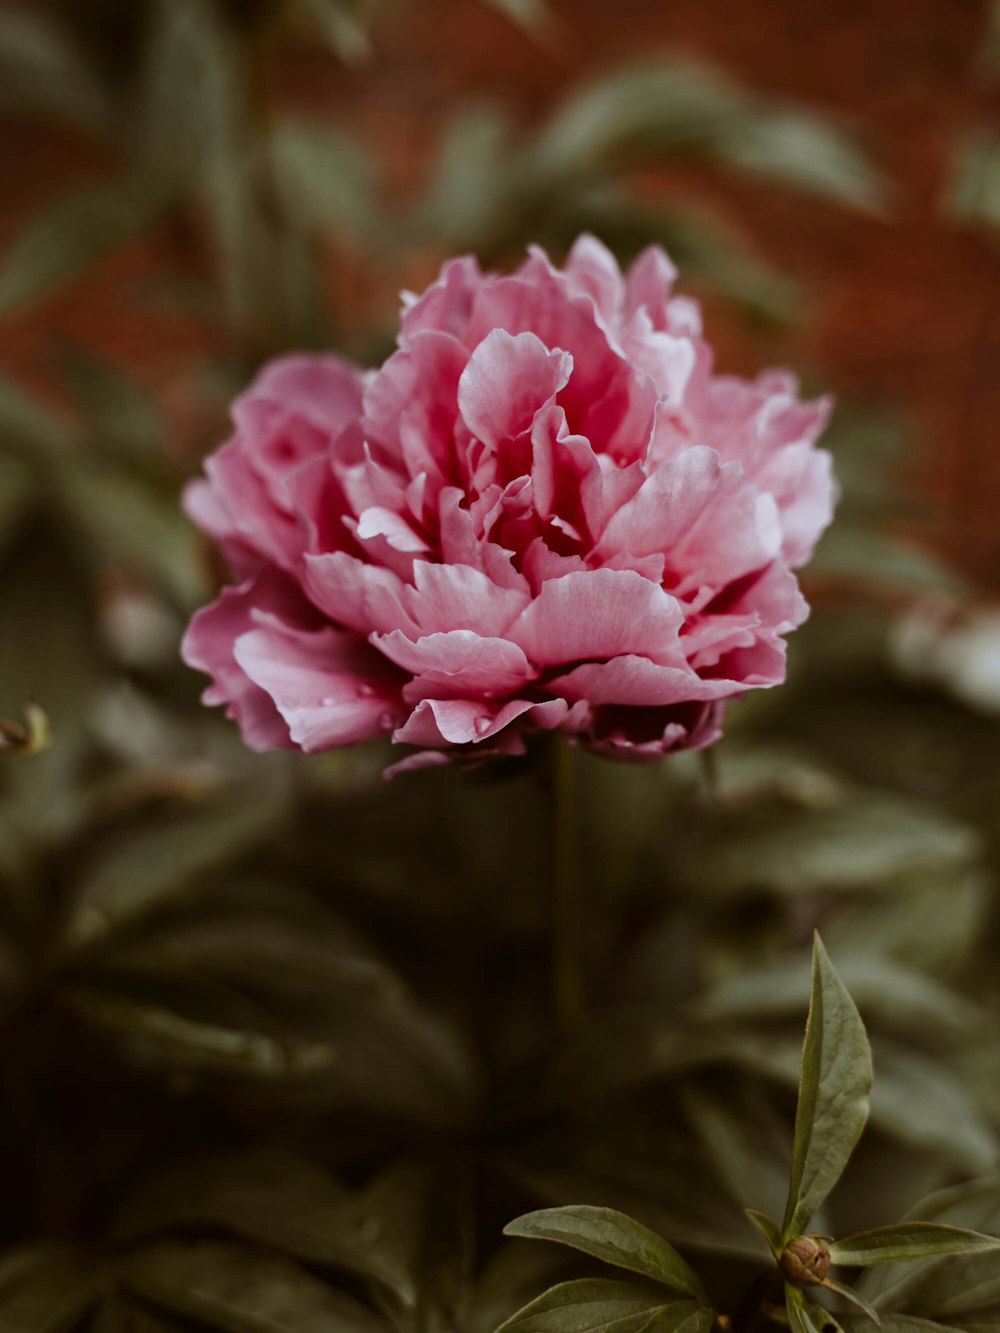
[{"left": 0, "top": 2, "right": 999, "bottom": 1332}]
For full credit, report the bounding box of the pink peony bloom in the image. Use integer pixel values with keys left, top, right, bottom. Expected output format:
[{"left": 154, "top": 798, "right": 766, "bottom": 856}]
[{"left": 182, "top": 236, "right": 834, "bottom": 773}]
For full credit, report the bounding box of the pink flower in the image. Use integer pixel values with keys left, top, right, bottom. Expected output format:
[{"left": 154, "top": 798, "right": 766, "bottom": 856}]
[{"left": 182, "top": 236, "right": 834, "bottom": 773}]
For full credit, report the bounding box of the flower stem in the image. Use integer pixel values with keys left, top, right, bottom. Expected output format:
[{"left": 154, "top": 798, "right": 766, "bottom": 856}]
[{"left": 551, "top": 739, "right": 583, "bottom": 1036}]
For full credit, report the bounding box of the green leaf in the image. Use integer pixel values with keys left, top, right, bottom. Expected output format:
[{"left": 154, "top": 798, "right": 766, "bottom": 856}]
[
  {"left": 820, "top": 1278, "right": 881, "bottom": 1325},
  {"left": 859, "top": 1179, "right": 1000, "bottom": 1318},
  {"left": 496, "top": 1280, "right": 705, "bottom": 1333},
  {"left": 841, "top": 1320, "right": 963, "bottom": 1333},
  {"left": 123, "top": 1239, "right": 386, "bottom": 1333},
  {"left": 830, "top": 1224, "right": 1000, "bottom": 1267},
  {"left": 0, "top": 1246, "right": 101, "bottom": 1333},
  {"left": 0, "top": 183, "right": 157, "bottom": 315},
  {"left": 745, "top": 1211, "right": 783, "bottom": 1257},
  {"left": 502, "top": 1207, "right": 705, "bottom": 1299},
  {"left": 783, "top": 935, "right": 873, "bottom": 1241},
  {"left": 786, "top": 1283, "right": 842, "bottom": 1333}
]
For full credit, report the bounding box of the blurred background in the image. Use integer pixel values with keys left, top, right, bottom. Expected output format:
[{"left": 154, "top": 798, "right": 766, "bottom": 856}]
[{"left": 1, "top": 1, "right": 1000, "bottom": 1329}]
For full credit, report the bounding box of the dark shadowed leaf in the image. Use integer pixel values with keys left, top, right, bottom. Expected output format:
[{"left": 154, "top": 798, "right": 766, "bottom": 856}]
[
  {"left": 783, "top": 935, "right": 873, "bottom": 1241},
  {"left": 116, "top": 1150, "right": 414, "bottom": 1302},
  {"left": 681, "top": 1080, "right": 790, "bottom": 1225},
  {"left": 90, "top": 1296, "right": 187, "bottom": 1332},
  {"left": 0, "top": 1246, "right": 101, "bottom": 1333},
  {"left": 65, "top": 799, "right": 288, "bottom": 946},
  {"left": 365, "top": 1159, "right": 474, "bottom": 1333},
  {"left": 123, "top": 1239, "right": 387, "bottom": 1332},
  {"left": 503, "top": 1208, "right": 705, "bottom": 1298}
]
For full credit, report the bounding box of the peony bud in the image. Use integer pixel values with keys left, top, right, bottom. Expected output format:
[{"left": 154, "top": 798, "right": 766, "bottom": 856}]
[{"left": 781, "top": 1234, "right": 832, "bottom": 1286}]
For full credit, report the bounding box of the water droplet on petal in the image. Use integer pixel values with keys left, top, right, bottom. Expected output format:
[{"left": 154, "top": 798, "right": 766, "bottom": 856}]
[
  {"left": 358, "top": 683, "right": 377, "bottom": 698},
  {"left": 321, "top": 696, "right": 337, "bottom": 707},
  {"left": 474, "top": 714, "right": 492, "bottom": 736},
  {"left": 378, "top": 711, "right": 396, "bottom": 732}
]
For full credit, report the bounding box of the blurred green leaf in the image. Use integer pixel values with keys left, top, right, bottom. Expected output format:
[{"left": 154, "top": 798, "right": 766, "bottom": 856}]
[
  {"left": 692, "top": 953, "right": 982, "bottom": 1046},
  {"left": 811, "top": 528, "right": 968, "bottom": 596},
  {"left": 869, "top": 1044, "right": 997, "bottom": 1176},
  {"left": 116, "top": 1150, "right": 414, "bottom": 1302},
  {"left": 0, "top": 1246, "right": 101, "bottom": 1333},
  {"left": 365, "top": 1159, "right": 475, "bottom": 1333},
  {"left": 57, "top": 348, "right": 165, "bottom": 462},
  {"left": 272, "top": 119, "right": 379, "bottom": 241},
  {"left": 0, "top": 10, "right": 108, "bottom": 131},
  {"left": 65, "top": 799, "right": 287, "bottom": 947},
  {"left": 503, "top": 1207, "right": 705, "bottom": 1298},
  {"left": 670, "top": 793, "right": 980, "bottom": 899},
  {"left": 300, "top": 0, "right": 374, "bottom": 65},
  {"left": 54, "top": 460, "right": 205, "bottom": 606},
  {"left": 681, "top": 1081, "right": 790, "bottom": 1225},
  {"left": 123, "top": 1239, "right": 386, "bottom": 1332},
  {"left": 481, "top": 0, "right": 551, "bottom": 36},
  {"left": 830, "top": 1223, "right": 1000, "bottom": 1267},
  {"left": 718, "top": 112, "right": 887, "bottom": 212},
  {"left": 948, "top": 131, "right": 1000, "bottom": 229},
  {"left": 783, "top": 936, "right": 873, "bottom": 1241},
  {"left": 62, "top": 986, "right": 336, "bottom": 1079},
  {"left": 0, "top": 183, "right": 157, "bottom": 315},
  {"left": 90, "top": 1297, "right": 187, "bottom": 1333}
]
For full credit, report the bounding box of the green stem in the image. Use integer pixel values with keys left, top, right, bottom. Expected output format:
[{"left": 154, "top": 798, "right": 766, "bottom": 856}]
[{"left": 551, "top": 739, "right": 583, "bottom": 1035}]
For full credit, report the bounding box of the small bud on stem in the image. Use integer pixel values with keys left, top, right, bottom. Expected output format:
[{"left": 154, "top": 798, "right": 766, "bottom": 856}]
[{"left": 781, "top": 1235, "right": 832, "bottom": 1286}]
